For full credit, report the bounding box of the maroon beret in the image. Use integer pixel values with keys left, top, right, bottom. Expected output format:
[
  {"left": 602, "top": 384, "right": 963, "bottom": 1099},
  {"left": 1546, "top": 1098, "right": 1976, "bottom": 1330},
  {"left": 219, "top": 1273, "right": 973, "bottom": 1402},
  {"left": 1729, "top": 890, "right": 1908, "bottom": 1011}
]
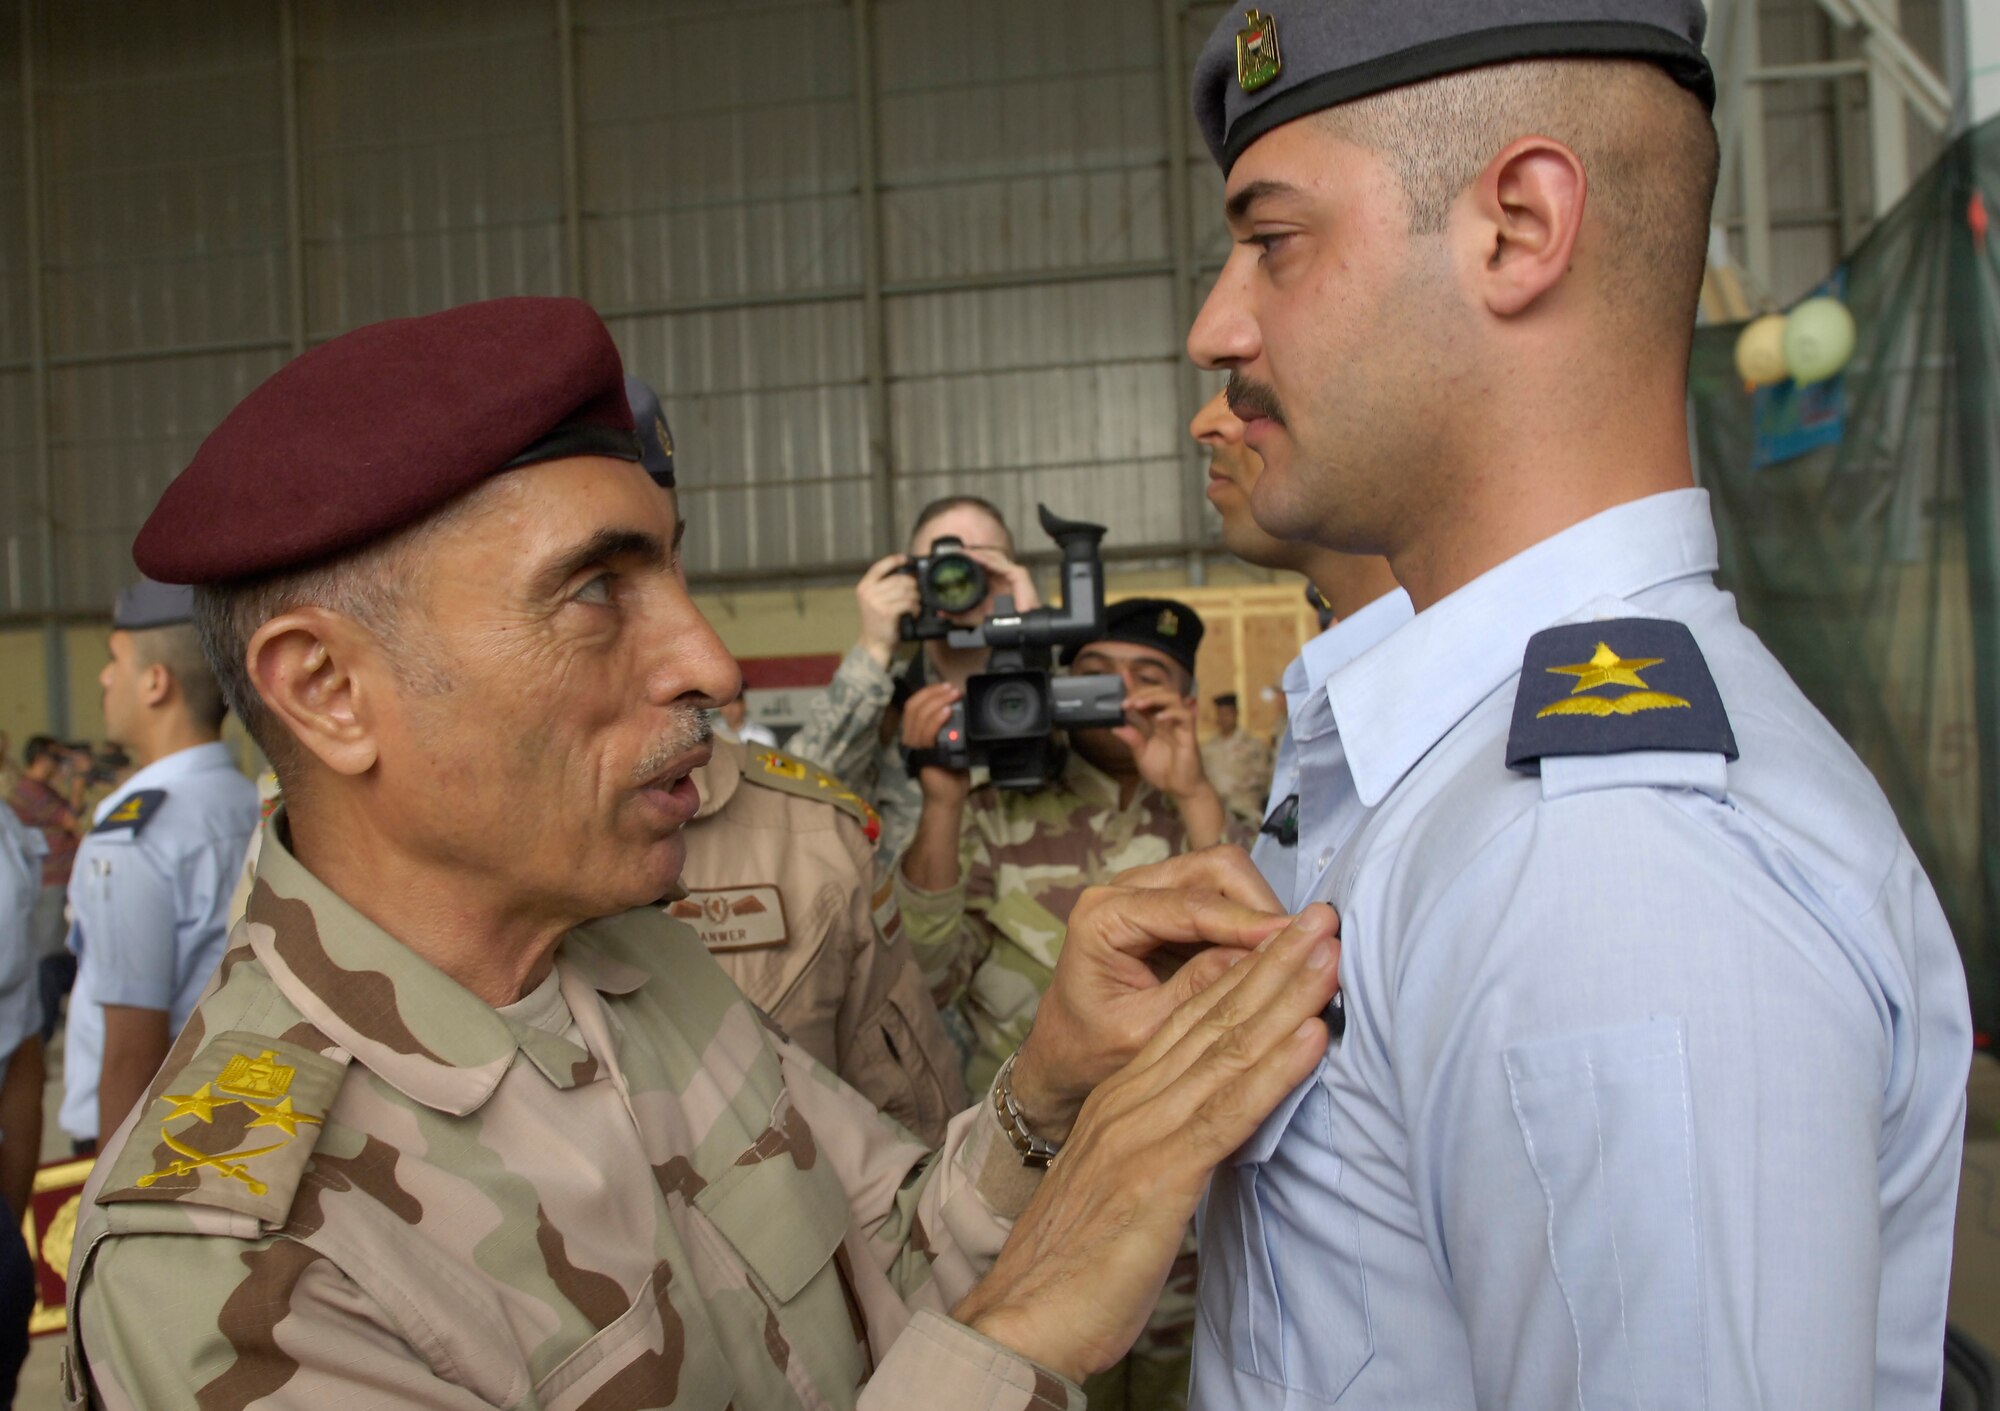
[{"left": 134, "top": 297, "right": 640, "bottom": 584}]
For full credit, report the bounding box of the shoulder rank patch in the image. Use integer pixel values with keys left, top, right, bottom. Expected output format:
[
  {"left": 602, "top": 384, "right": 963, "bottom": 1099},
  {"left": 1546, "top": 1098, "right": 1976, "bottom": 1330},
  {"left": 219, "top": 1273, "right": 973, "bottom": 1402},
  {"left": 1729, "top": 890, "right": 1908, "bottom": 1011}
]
[
  {"left": 748, "top": 749, "right": 882, "bottom": 843},
  {"left": 94, "top": 1029, "right": 345, "bottom": 1227},
  {"left": 91, "top": 789, "right": 166, "bottom": 838},
  {"left": 667, "top": 884, "right": 788, "bottom": 952},
  {"left": 1507, "top": 618, "right": 1737, "bottom": 772}
]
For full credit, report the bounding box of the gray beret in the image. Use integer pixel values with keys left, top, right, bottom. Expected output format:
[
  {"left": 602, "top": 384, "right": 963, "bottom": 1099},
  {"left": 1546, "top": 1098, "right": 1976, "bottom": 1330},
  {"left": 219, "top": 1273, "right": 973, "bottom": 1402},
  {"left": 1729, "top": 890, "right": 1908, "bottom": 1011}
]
[
  {"left": 113, "top": 576, "right": 194, "bottom": 631},
  {"left": 623, "top": 375, "right": 676, "bottom": 488},
  {"left": 1193, "top": 2, "right": 1714, "bottom": 174}
]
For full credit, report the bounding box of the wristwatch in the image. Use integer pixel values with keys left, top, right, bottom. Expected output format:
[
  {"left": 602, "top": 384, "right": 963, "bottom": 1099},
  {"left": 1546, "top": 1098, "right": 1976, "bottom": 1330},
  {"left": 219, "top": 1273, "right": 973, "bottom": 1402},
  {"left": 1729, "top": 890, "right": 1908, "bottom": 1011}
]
[{"left": 993, "top": 1049, "right": 1063, "bottom": 1169}]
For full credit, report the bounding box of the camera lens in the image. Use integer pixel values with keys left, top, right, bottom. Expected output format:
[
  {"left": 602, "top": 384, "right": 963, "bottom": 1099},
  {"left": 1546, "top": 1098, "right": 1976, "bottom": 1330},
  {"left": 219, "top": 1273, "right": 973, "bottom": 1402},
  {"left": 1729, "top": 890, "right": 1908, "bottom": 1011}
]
[
  {"left": 973, "top": 677, "right": 1047, "bottom": 740},
  {"left": 924, "top": 552, "right": 987, "bottom": 615}
]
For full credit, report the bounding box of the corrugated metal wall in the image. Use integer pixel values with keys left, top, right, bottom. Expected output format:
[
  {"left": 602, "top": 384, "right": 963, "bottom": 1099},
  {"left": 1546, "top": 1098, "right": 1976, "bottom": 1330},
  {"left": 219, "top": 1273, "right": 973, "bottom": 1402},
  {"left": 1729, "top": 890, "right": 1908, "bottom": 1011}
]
[{"left": 0, "top": 0, "right": 1947, "bottom": 623}]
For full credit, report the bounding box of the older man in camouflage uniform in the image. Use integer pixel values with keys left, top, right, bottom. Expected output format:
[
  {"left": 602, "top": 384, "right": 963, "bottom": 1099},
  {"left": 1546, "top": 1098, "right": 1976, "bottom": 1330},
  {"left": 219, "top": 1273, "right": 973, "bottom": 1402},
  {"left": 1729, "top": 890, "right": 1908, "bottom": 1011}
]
[
  {"left": 896, "top": 597, "right": 1248, "bottom": 1411},
  {"left": 62, "top": 298, "right": 1343, "bottom": 1410}
]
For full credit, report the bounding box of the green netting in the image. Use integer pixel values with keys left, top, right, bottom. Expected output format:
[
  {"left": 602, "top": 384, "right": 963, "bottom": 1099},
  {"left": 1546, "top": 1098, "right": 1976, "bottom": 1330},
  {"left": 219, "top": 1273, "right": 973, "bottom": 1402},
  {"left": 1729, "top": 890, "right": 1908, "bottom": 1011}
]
[{"left": 1691, "top": 113, "right": 2000, "bottom": 1042}]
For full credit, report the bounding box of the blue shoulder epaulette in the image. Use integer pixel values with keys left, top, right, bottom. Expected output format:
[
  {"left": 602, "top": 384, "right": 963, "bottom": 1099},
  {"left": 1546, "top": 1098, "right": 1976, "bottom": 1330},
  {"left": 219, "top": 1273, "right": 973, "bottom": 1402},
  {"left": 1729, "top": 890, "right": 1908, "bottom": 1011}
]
[
  {"left": 1506, "top": 618, "right": 1737, "bottom": 772},
  {"left": 91, "top": 788, "right": 167, "bottom": 837}
]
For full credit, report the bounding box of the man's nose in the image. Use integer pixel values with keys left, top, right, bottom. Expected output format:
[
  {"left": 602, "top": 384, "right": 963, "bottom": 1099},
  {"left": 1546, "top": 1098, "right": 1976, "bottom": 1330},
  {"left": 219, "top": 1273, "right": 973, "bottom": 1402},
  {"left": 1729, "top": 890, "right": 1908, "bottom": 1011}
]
[{"left": 1188, "top": 260, "right": 1260, "bottom": 371}]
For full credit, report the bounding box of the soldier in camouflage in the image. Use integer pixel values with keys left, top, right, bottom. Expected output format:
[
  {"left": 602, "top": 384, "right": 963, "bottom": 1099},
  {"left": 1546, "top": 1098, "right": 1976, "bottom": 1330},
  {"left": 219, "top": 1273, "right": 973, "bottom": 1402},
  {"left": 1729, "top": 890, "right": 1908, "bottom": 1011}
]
[
  {"left": 1197, "top": 694, "right": 1274, "bottom": 828},
  {"left": 786, "top": 497, "right": 1039, "bottom": 869},
  {"left": 895, "top": 597, "right": 1250, "bottom": 1411},
  {"left": 677, "top": 735, "right": 966, "bottom": 1144},
  {"left": 64, "top": 298, "right": 1344, "bottom": 1410}
]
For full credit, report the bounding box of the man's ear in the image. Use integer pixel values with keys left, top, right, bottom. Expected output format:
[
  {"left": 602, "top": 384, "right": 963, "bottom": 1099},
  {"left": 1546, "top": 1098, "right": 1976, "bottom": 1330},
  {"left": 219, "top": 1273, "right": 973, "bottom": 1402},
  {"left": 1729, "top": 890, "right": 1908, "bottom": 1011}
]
[
  {"left": 136, "top": 661, "right": 173, "bottom": 710},
  {"left": 1464, "top": 135, "right": 1587, "bottom": 319},
  {"left": 246, "top": 607, "right": 382, "bottom": 778}
]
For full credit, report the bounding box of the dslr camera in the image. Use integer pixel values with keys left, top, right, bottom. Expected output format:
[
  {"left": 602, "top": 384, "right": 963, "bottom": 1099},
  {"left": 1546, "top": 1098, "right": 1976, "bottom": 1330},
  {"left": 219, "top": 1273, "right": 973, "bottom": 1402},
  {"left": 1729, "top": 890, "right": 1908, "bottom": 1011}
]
[
  {"left": 903, "top": 505, "right": 1126, "bottom": 790},
  {"left": 898, "top": 539, "right": 989, "bottom": 635}
]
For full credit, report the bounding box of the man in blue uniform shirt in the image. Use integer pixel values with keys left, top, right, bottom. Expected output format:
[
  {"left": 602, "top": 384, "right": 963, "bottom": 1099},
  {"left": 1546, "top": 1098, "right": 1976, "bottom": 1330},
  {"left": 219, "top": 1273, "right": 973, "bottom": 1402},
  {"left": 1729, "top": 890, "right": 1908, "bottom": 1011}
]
[
  {"left": 59, "top": 578, "right": 258, "bottom": 1154},
  {"left": 1190, "top": 387, "right": 1407, "bottom": 911},
  {"left": 1184, "top": 4, "right": 1973, "bottom": 1408}
]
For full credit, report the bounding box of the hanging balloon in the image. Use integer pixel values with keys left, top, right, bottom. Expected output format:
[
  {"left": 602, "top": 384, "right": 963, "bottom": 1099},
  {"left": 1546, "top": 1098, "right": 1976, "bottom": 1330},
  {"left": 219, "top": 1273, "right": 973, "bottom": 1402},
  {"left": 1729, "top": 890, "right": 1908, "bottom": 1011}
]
[
  {"left": 1734, "top": 313, "right": 1791, "bottom": 388},
  {"left": 1782, "top": 297, "right": 1857, "bottom": 386}
]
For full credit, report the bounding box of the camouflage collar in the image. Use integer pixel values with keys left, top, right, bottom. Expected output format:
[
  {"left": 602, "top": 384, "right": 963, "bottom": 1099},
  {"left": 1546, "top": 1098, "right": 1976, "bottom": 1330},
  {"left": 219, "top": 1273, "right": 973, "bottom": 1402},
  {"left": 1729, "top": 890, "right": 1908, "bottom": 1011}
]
[
  {"left": 245, "top": 808, "right": 648, "bottom": 1116},
  {"left": 692, "top": 735, "right": 744, "bottom": 819},
  {"left": 1063, "top": 746, "right": 1145, "bottom": 811}
]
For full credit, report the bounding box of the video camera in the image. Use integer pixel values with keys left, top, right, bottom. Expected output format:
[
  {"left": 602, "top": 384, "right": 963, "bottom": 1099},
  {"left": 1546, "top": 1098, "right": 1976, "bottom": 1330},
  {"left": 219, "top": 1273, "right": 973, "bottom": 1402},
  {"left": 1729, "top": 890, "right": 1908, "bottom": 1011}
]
[{"left": 903, "top": 505, "right": 1126, "bottom": 791}]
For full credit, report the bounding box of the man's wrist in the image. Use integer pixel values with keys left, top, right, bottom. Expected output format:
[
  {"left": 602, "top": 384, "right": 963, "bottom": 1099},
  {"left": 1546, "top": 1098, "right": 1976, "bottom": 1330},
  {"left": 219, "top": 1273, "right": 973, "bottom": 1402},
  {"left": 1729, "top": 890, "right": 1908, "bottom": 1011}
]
[
  {"left": 860, "top": 634, "right": 897, "bottom": 670},
  {"left": 1006, "top": 1034, "right": 1081, "bottom": 1144}
]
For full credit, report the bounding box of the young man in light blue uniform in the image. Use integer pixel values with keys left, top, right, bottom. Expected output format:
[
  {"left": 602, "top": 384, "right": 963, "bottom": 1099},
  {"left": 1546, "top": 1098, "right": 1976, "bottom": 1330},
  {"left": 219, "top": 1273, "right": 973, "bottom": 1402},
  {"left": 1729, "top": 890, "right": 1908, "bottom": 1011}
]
[
  {"left": 1185, "top": 4, "right": 1973, "bottom": 1408},
  {"left": 59, "top": 579, "right": 258, "bottom": 1153}
]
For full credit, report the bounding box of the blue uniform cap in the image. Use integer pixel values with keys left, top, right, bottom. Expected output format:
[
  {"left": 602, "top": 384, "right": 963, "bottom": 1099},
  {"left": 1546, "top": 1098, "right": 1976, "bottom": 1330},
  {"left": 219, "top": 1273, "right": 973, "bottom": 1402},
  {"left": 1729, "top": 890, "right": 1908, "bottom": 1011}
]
[
  {"left": 112, "top": 576, "right": 194, "bottom": 631},
  {"left": 1192, "top": 2, "right": 1715, "bottom": 174},
  {"left": 623, "top": 376, "right": 676, "bottom": 488}
]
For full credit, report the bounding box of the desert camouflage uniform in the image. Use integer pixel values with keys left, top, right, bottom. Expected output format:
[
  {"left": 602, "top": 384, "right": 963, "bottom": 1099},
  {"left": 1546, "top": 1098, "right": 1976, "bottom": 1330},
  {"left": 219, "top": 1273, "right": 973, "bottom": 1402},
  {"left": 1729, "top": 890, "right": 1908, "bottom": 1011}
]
[
  {"left": 678, "top": 739, "right": 965, "bottom": 1145},
  {"left": 63, "top": 809, "right": 1081, "bottom": 1411},
  {"left": 785, "top": 645, "right": 919, "bottom": 869},
  {"left": 894, "top": 749, "right": 1247, "bottom": 1411},
  {"left": 1197, "top": 729, "right": 1273, "bottom": 829}
]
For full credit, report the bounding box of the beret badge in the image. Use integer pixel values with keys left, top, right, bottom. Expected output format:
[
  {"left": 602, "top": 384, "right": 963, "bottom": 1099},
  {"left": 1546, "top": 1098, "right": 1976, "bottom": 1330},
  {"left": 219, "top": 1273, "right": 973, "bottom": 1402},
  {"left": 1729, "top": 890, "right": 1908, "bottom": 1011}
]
[
  {"left": 1157, "top": 608, "right": 1180, "bottom": 637},
  {"left": 1235, "top": 9, "right": 1281, "bottom": 93}
]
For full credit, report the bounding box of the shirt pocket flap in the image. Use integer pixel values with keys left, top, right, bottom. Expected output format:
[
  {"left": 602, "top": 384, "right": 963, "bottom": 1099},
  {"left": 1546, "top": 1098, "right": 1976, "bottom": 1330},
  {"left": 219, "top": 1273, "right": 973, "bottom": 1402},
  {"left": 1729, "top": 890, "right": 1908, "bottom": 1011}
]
[
  {"left": 695, "top": 1091, "right": 850, "bottom": 1303},
  {"left": 1232, "top": 1059, "right": 1324, "bottom": 1167}
]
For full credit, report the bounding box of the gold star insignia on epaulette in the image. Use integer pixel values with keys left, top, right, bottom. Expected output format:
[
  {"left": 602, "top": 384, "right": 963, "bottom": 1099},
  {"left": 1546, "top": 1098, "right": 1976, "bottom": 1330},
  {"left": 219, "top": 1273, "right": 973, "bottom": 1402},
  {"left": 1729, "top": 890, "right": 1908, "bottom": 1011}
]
[
  {"left": 1538, "top": 641, "right": 1690, "bottom": 719},
  {"left": 243, "top": 1096, "right": 322, "bottom": 1138},
  {"left": 158, "top": 1083, "right": 222, "bottom": 1123},
  {"left": 104, "top": 797, "right": 144, "bottom": 826},
  {"left": 1236, "top": 9, "right": 1281, "bottom": 92},
  {"left": 756, "top": 750, "right": 807, "bottom": 781}
]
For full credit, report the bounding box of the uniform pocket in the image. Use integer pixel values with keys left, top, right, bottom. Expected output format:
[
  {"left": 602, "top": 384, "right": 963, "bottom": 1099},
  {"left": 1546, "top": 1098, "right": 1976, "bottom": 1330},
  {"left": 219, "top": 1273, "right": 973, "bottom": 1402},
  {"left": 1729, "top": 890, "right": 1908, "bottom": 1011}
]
[
  {"left": 1199, "top": 1072, "right": 1374, "bottom": 1403},
  {"left": 534, "top": 1261, "right": 736, "bottom": 1411},
  {"left": 1504, "top": 1017, "right": 1707, "bottom": 1411}
]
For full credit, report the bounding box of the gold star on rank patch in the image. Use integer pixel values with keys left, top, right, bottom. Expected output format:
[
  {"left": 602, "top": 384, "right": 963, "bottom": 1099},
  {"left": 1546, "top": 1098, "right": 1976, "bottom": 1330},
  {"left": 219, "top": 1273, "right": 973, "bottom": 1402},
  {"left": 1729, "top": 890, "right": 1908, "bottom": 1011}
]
[
  {"left": 244, "top": 1096, "right": 323, "bottom": 1138},
  {"left": 1537, "top": 640, "right": 1690, "bottom": 719},
  {"left": 157, "top": 1083, "right": 223, "bottom": 1123}
]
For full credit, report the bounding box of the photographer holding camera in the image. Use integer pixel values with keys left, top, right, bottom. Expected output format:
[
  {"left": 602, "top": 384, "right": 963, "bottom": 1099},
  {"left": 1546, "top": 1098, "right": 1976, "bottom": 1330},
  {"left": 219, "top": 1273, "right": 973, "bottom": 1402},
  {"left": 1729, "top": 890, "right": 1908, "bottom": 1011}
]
[
  {"left": 787, "top": 497, "right": 1039, "bottom": 866},
  {"left": 894, "top": 592, "right": 1242, "bottom": 1411}
]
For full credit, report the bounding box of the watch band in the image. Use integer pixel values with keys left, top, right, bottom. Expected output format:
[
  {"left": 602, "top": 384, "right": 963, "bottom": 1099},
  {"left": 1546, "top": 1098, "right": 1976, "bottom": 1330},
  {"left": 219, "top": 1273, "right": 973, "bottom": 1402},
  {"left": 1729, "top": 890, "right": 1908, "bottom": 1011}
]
[{"left": 993, "top": 1050, "right": 1063, "bottom": 1169}]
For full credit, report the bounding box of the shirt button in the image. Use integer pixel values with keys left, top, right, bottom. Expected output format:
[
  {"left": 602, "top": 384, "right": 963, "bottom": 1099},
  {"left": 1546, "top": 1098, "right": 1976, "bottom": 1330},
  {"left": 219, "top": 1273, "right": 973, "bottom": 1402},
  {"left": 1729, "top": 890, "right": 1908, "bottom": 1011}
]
[{"left": 1318, "top": 849, "right": 1333, "bottom": 867}]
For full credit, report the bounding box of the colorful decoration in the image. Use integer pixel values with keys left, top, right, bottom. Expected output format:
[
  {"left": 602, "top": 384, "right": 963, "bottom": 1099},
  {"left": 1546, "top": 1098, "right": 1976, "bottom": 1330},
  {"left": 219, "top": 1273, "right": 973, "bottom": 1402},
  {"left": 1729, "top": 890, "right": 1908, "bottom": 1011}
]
[
  {"left": 1733, "top": 313, "right": 1791, "bottom": 388},
  {"left": 1782, "top": 296, "right": 1857, "bottom": 386}
]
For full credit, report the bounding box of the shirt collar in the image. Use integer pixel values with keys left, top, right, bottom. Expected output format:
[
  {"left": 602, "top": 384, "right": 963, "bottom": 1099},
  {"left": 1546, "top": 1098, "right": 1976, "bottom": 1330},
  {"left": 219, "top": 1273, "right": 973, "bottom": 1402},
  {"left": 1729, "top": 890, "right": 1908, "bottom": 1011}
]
[
  {"left": 1330, "top": 489, "right": 1720, "bottom": 807},
  {"left": 1286, "top": 589, "right": 1415, "bottom": 743},
  {"left": 244, "top": 806, "right": 648, "bottom": 1115},
  {"left": 93, "top": 740, "right": 236, "bottom": 824}
]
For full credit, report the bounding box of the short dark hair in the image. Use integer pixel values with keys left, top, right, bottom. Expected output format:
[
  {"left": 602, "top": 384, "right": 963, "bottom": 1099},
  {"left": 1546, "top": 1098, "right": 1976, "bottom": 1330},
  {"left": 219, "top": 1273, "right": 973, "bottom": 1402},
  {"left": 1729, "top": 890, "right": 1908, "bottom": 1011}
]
[
  {"left": 1321, "top": 58, "right": 1719, "bottom": 344},
  {"left": 908, "top": 495, "right": 1012, "bottom": 553},
  {"left": 131, "top": 623, "right": 228, "bottom": 732},
  {"left": 23, "top": 735, "right": 61, "bottom": 766}
]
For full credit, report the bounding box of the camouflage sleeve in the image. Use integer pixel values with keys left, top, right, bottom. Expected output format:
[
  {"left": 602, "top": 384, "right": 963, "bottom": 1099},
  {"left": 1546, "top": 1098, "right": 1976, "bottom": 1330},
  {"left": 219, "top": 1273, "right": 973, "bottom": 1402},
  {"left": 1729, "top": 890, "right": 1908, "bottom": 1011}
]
[
  {"left": 893, "top": 810, "right": 995, "bottom": 1005},
  {"left": 831, "top": 817, "right": 968, "bottom": 1146},
  {"left": 859, "top": 1310, "right": 1085, "bottom": 1411},
  {"left": 75, "top": 1232, "right": 497, "bottom": 1410},
  {"left": 786, "top": 643, "right": 897, "bottom": 796},
  {"left": 774, "top": 1030, "right": 1037, "bottom": 1312}
]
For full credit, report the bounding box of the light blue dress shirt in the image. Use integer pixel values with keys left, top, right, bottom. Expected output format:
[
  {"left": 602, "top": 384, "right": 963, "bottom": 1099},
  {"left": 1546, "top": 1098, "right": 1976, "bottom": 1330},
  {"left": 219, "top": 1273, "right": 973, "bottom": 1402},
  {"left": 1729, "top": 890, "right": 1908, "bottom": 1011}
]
[
  {"left": 60, "top": 741, "right": 258, "bottom": 1141},
  {"left": 1194, "top": 489, "right": 1972, "bottom": 1411},
  {"left": 1250, "top": 588, "right": 1412, "bottom": 910},
  {"left": 0, "top": 807, "right": 46, "bottom": 1067}
]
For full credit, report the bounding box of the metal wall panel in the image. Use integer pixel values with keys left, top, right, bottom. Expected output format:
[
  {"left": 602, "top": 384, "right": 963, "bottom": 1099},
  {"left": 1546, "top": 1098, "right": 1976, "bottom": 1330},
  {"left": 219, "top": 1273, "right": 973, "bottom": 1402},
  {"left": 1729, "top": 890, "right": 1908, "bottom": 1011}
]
[
  {"left": 35, "top": 0, "right": 286, "bottom": 609},
  {"left": 0, "top": 0, "right": 1957, "bottom": 624},
  {"left": 0, "top": 6, "right": 40, "bottom": 615},
  {"left": 297, "top": 0, "right": 564, "bottom": 333}
]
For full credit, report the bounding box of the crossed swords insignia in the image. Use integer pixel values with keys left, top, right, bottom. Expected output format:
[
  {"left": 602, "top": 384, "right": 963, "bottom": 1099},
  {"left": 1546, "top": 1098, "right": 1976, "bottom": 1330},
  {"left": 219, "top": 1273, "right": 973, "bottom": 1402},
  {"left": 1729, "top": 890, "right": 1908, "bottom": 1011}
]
[{"left": 134, "top": 1053, "right": 324, "bottom": 1196}]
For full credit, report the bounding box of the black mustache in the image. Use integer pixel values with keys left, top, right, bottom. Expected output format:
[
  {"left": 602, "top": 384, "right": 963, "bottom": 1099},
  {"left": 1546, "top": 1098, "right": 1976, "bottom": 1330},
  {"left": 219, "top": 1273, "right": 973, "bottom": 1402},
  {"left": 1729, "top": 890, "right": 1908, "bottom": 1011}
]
[{"left": 1225, "top": 372, "right": 1287, "bottom": 428}]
